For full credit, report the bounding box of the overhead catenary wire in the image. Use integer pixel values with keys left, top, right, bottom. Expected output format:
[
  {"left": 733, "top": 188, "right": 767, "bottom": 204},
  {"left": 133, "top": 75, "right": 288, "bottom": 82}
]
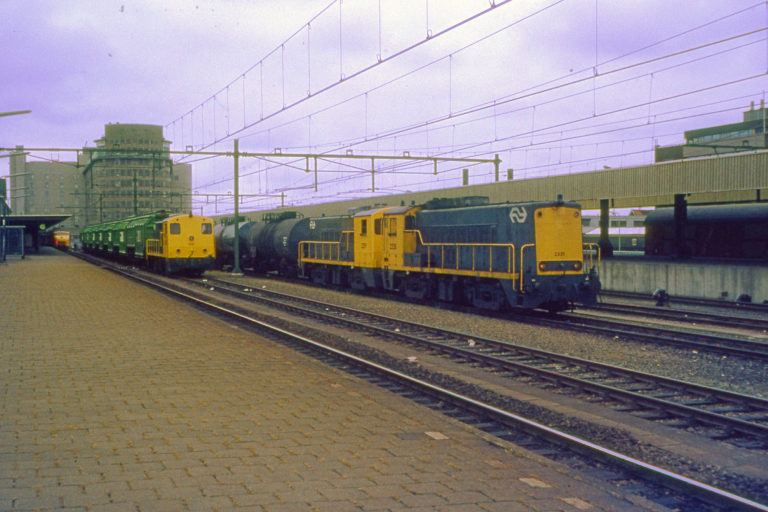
[
  {"left": 197, "top": 2, "right": 764, "bottom": 155},
  {"left": 168, "top": 0, "right": 520, "bottom": 155},
  {"left": 196, "top": 63, "right": 764, "bottom": 197},
  {"left": 223, "top": 14, "right": 765, "bottom": 167},
  {"left": 175, "top": 1, "right": 767, "bottom": 212}
]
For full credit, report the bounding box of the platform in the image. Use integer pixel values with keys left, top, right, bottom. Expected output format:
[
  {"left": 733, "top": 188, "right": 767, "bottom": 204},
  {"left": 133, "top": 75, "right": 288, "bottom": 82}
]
[
  {"left": 0, "top": 249, "right": 661, "bottom": 511},
  {"left": 599, "top": 256, "right": 768, "bottom": 303}
]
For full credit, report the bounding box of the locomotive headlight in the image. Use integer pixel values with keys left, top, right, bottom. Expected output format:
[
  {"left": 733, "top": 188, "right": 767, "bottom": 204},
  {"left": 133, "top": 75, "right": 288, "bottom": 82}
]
[{"left": 539, "top": 261, "right": 582, "bottom": 272}]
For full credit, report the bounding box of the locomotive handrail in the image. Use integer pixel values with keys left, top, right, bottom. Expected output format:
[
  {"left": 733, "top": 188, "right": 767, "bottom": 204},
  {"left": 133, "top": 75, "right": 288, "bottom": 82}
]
[
  {"left": 299, "top": 231, "right": 354, "bottom": 264},
  {"left": 146, "top": 238, "right": 163, "bottom": 257},
  {"left": 583, "top": 242, "right": 601, "bottom": 268},
  {"left": 300, "top": 240, "right": 341, "bottom": 262},
  {"left": 405, "top": 229, "right": 517, "bottom": 278},
  {"left": 519, "top": 243, "right": 535, "bottom": 293}
]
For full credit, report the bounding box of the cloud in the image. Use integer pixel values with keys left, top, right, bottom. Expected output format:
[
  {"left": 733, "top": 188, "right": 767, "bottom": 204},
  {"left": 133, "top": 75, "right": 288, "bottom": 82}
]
[
  {"left": 0, "top": 0, "right": 331, "bottom": 149},
  {"left": 3, "top": 0, "right": 765, "bottom": 199}
]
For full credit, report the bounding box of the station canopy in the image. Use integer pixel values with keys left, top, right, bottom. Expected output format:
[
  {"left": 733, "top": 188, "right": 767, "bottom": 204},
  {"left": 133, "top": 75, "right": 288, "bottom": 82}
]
[{"left": 1, "top": 214, "right": 69, "bottom": 232}]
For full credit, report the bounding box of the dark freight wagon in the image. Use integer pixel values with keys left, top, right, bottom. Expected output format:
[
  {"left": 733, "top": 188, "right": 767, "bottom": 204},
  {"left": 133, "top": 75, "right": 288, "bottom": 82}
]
[{"left": 645, "top": 203, "right": 768, "bottom": 260}]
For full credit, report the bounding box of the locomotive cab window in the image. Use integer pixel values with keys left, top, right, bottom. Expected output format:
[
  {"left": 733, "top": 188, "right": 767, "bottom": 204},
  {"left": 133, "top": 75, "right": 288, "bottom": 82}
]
[
  {"left": 170, "top": 223, "right": 181, "bottom": 235},
  {"left": 201, "top": 223, "right": 212, "bottom": 234},
  {"left": 374, "top": 219, "right": 382, "bottom": 235},
  {"left": 389, "top": 218, "right": 397, "bottom": 236},
  {"left": 360, "top": 219, "right": 367, "bottom": 236}
]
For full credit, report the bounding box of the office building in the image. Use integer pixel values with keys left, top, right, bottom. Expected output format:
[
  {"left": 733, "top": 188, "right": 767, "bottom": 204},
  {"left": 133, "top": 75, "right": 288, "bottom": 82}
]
[
  {"left": 655, "top": 103, "right": 768, "bottom": 162},
  {"left": 9, "top": 123, "right": 192, "bottom": 239}
]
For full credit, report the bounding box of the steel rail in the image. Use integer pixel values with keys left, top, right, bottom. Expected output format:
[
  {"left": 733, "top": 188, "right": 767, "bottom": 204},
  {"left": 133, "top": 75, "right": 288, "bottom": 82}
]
[
  {"left": 584, "top": 302, "right": 768, "bottom": 332},
  {"left": 543, "top": 312, "right": 768, "bottom": 360},
  {"left": 199, "top": 277, "right": 768, "bottom": 444},
  {"left": 107, "top": 268, "right": 768, "bottom": 512},
  {"left": 600, "top": 289, "right": 768, "bottom": 314}
]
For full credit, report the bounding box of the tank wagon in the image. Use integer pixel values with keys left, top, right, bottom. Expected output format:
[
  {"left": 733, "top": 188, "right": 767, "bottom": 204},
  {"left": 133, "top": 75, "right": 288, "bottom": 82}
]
[
  {"left": 218, "top": 197, "right": 600, "bottom": 312},
  {"left": 216, "top": 212, "right": 354, "bottom": 276},
  {"left": 645, "top": 203, "right": 768, "bottom": 260},
  {"left": 214, "top": 221, "right": 267, "bottom": 271},
  {"left": 81, "top": 211, "right": 216, "bottom": 275}
]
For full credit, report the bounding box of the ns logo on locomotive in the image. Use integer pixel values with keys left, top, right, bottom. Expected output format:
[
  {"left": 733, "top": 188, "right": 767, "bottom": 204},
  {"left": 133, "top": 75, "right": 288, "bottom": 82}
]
[{"left": 216, "top": 196, "right": 601, "bottom": 313}]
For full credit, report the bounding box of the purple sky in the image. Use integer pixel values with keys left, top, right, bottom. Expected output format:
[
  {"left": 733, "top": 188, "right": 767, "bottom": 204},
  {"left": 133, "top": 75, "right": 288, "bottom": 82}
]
[
  {"left": 1, "top": 0, "right": 329, "bottom": 148},
  {"left": 2, "top": 0, "right": 766, "bottom": 213}
]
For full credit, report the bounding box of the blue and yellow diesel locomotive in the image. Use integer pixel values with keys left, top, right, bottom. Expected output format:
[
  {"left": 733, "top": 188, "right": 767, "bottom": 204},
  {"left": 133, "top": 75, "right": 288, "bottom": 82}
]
[
  {"left": 218, "top": 197, "right": 600, "bottom": 312},
  {"left": 81, "top": 211, "right": 216, "bottom": 275}
]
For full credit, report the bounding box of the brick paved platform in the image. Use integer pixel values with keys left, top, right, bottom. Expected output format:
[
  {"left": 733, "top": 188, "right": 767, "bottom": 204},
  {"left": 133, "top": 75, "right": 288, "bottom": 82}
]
[{"left": 0, "top": 249, "right": 664, "bottom": 511}]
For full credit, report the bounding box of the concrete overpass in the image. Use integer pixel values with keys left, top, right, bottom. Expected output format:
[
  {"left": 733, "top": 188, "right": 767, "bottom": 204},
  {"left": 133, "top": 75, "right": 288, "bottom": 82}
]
[{"left": 241, "top": 150, "right": 766, "bottom": 216}]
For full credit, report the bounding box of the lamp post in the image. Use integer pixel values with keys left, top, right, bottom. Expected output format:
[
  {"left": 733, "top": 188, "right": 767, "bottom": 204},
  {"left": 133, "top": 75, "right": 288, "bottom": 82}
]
[
  {"left": 0, "top": 178, "right": 7, "bottom": 262},
  {"left": 0, "top": 110, "right": 31, "bottom": 118},
  {"left": 231, "top": 139, "right": 243, "bottom": 276}
]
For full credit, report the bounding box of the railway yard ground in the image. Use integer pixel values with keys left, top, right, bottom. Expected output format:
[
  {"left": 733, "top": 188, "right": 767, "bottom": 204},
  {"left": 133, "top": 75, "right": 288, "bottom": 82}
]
[{"left": 2, "top": 248, "right": 768, "bottom": 511}]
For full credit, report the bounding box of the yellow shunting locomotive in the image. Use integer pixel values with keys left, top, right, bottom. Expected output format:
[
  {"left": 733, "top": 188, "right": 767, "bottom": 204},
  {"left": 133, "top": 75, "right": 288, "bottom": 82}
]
[
  {"left": 216, "top": 196, "right": 600, "bottom": 312},
  {"left": 81, "top": 211, "right": 216, "bottom": 275}
]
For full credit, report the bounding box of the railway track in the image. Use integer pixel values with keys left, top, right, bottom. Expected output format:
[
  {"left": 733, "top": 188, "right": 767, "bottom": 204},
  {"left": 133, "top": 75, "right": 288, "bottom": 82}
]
[
  {"left": 195, "top": 276, "right": 768, "bottom": 450},
  {"left": 584, "top": 301, "right": 768, "bottom": 333},
  {"left": 81, "top": 261, "right": 767, "bottom": 511},
  {"left": 601, "top": 289, "right": 768, "bottom": 314},
  {"left": 229, "top": 267, "right": 768, "bottom": 360},
  {"left": 529, "top": 309, "right": 768, "bottom": 361},
  {"left": 215, "top": 268, "right": 768, "bottom": 361}
]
